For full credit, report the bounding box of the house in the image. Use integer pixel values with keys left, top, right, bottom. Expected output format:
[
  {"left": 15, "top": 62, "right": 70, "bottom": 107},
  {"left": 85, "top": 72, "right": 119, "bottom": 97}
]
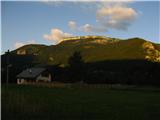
[{"left": 16, "top": 67, "right": 52, "bottom": 84}]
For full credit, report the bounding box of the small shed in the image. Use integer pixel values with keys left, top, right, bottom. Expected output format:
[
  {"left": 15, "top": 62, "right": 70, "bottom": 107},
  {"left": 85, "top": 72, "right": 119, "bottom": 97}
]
[{"left": 16, "top": 67, "right": 51, "bottom": 84}]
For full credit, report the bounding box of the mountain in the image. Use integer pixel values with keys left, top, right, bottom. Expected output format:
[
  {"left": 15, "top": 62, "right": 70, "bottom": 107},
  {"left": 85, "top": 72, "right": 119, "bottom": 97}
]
[
  {"left": 12, "top": 36, "right": 160, "bottom": 66},
  {"left": 12, "top": 44, "right": 47, "bottom": 55}
]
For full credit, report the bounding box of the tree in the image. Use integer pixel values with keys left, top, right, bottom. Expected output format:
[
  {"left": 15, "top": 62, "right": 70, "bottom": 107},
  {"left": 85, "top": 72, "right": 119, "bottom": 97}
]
[{"left": 68, "top": 51, "right": 85, "bottom": 82}]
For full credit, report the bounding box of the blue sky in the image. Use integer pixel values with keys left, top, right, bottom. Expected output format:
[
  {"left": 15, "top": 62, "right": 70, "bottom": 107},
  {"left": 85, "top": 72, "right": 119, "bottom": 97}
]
[{"left": 1, "top": 1, "right": 160, "bottom": 53}]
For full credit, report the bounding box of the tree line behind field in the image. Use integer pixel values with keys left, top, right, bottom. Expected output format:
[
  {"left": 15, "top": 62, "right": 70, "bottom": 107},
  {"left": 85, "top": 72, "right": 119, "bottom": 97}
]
[{"left": 1, "top": 51, "right": 160, "bottom": 86}]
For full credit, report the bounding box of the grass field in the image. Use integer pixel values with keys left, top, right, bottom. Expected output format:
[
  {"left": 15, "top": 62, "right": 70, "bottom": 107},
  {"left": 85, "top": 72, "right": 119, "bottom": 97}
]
[{"left": 2, "top": 84, "right": 160, "bottom": 120}]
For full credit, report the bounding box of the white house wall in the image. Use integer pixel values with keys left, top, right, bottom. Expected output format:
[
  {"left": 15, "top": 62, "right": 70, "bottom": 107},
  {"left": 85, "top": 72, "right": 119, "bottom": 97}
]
[
  {"left": 17, "top": 73, "right": 52, "bottom": 84},
  {"left": 17, "top": 79, "right": 27, "bottom": 84},
  {"left": 36, "top": 74, "right": 51, "bottom": 82}
]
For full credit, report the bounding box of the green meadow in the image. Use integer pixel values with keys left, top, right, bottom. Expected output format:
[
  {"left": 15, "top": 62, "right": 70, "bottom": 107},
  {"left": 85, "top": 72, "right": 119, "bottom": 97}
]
[{"left": 2, "top": 84, "right": 160, "bottom": 120}]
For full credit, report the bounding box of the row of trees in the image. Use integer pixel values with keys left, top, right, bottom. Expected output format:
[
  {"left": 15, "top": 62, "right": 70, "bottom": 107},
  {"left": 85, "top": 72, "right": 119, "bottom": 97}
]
[
  {"left": 61, "top": 51, "right": 160, "bottom": 86},
  {"left": 1, "top": 51, "right": 160, "bottom": 86}
]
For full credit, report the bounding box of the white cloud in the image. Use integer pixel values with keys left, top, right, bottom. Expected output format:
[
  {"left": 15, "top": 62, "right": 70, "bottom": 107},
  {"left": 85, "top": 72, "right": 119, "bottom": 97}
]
[
  {"left": 41, "top": 0, "right": 63, "bottom": 6},
  {"left": 81, "top": 24, "right": 93, "bottom": 32},
  {"left": 68, "top": 21, "right": 107, "bottom": 33},
  {"left": 80, "top": 23, "right": 108, "bottom": 32},
  {"left": 14, "top": 40, "right": 36, "bottom": 49},
  {"left": 96, "top": 5, "right": 137, "bottom": 30},
  {"left": 68, "top": 21, "right": 77, "bottom": 30},
  {"left": 68, "top": 1, "right": 137, "bottom": 33},
  {"left": 43, "top": 28, "right": 73, "bottom": 43}
]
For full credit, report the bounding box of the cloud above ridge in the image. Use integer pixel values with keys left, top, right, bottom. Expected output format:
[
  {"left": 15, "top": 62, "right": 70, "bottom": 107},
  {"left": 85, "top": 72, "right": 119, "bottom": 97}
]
[
  {"left": 43, "top": 28, "right": 73, "bottom": 43},
  {"left": 68, "top": 1, "right": 138, "bottom": 33},
  {"left": 43, "top": 1, "right": 138, "bottom": 44},
  {"left": 68, "top": 21, "right": 77, "bottom": 30},
  {"left": 96, "top": 4, "right": 137, "bottom": 30}
]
